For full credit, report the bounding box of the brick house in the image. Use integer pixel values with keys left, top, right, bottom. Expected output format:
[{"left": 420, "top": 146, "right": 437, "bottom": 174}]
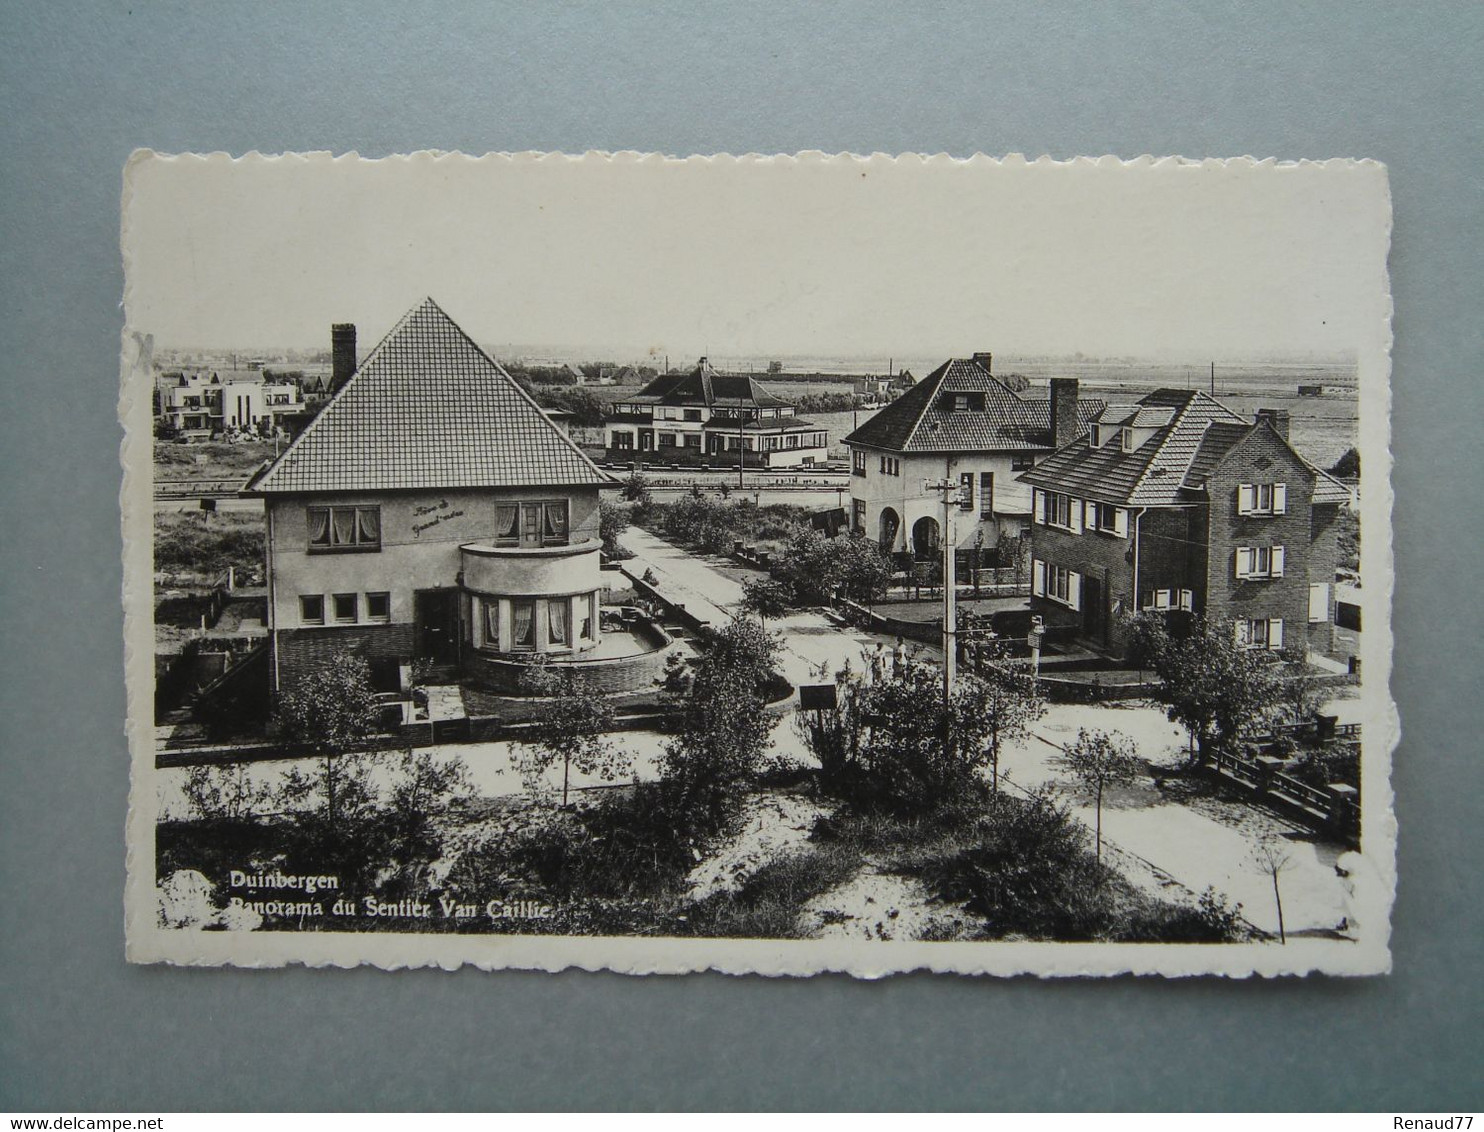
[
  {"left": 603, "top": 358, "right": 829, "bottom": 468},
  {"left": 245, "top": 298, "right": 615, "bottom": 693},
  {"left": 1016, "top": 390, "right": 1355, "bottom": 657},
  {"left": 843, "top": 353, "right": 1104, "bottom": 561}
]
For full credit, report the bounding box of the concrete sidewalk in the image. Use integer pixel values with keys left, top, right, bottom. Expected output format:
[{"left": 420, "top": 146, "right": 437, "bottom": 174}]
[{"left": 1002, "top": 700, "right": 1351, "bottom": 937}]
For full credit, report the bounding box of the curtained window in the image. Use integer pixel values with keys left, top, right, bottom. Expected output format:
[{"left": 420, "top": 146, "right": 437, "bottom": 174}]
[
  {"left": 548, "top": 600, "right": 569, "bottom": 647},
  {"left": 494, "top": 505, "right": 519, "bottom": 545},
  {"left": 512, "top": 600, "right": 535, "bottom": 649},
  {"left": 543, "top": 502, "right": 569, "bottom": 544},
  {"left": 308, "top": 506, "right": 381, "bottom": 551},
  {"left": 578, "top": 594, "right": 594, "bottom": 641},
  {"left": 308, "top": 509, "right": 331, "bottom": 546},
  {"left": 484, "top": 599, "right": 500, "bottom": 646},
  {"left": 356, "top": 508, "right": 379, "bottom": 544}
]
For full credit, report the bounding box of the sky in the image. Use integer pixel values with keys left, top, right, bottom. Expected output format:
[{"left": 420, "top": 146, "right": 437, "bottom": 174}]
[{"left": 123, "top": 153, "right": 1391, "bottom": 363}]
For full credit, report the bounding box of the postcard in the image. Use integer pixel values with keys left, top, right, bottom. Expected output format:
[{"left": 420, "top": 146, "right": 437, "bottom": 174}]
[{"left": 123, "top": 151, "right": 1395, "bottom": 975}]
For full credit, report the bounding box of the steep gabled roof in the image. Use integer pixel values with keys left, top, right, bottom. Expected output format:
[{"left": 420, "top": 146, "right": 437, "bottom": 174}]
[
  {"left": 1020, "top": 388, "right": 1356, "bottom": 508},
  {"left": 1019, "top": 389, "right": 1250, "bottom": 505},
  {"left": 844, "top": 357, "right": 1105, "bottom": 454},
  {"left": 247, "top": 298, "right": 611, "bottom": 494}
]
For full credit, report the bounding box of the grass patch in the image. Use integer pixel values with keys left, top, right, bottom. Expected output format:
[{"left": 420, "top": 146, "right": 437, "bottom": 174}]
[
  {"left": 154, "top": 440, "right": 277, "bottom": 480},
  {"left": 154, "top": 510, "right": 264, "bottom": 579}
]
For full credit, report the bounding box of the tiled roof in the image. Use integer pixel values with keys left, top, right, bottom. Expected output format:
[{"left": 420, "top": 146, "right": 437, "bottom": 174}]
[
  {"left": 1021, "top": 389, "right": 1357, "bottom": 509},
  {"left": 1020, "top": 389, "right": 1251, "bottom": 506},
  {"left": 844, "top": 357, "right": 1105, "bottom": 454},
  {"left": 622, "top": 360, "right": 791, "bottom": 409},
  {"left": 247, "top": 298, "right": 611, "bottom": 494}
]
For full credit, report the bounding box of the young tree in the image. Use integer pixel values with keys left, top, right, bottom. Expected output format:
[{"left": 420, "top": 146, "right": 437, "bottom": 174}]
[
  {"left": 738, "top": 576, "right": 791, "bottom": 628},
  {"left": 836, "top": 534, "right": 893, "bottom": 607},
  {"left": 385, "top": 751, "right": 473, "bottom": 844},
  {"left": 804, "top": 661, "right": 1043, "bottom": 817},
  {"left": 974, "top": 644, "right": 1046, "bottom": 801},
  {"left": 1061, "top": 728, "right": 1144, "bottom": 861},
  {"left": 619, "top": 471, "right": 652, "bottom": 508},
  {"left": 1254, "top": 839, "right": 1294, "bottom": 944},
  {"left": 1276, "top": 646, "right": 1326, "bottom": 725},
  {"left": 520, "top": 666, "right": 628, "bottom": 808},
  {"left": 271, "top": 650, "right": 383, "bottom": 829},
  {"left": 1144, "top": 617, "right": 1282, "bottom": 767},
  {"left": 598, "top": 496, "right": 631, "bottom": 555},
  {"left": 661, "top": 618, "right": 778, "bottom": 829}
]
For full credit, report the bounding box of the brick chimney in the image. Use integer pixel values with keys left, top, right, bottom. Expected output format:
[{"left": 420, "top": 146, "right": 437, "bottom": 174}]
[
  {"left": 331, "top": 323, "right": 357, "bottom": 390},
  {"left": 972, "top": 351, "right": 994, "bottom": 373},
  {"left": 1050, "top": 378, "right": 1080, "bottom": 448},
  {"left": 1255, "top": 407, "right": 1291, "bottom": 441}
]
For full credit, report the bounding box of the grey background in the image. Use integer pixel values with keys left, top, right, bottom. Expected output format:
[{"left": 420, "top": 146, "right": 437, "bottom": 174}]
[{"left": 1, "top": 0, "right": 1479, "bottom": 1112}]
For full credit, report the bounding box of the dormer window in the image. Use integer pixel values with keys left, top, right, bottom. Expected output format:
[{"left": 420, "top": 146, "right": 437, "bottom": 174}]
[{"left": 1121, "top": 427, "right": 1136, "bottom": 451}]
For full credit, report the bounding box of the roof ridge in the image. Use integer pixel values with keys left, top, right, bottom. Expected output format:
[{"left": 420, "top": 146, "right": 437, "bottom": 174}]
[
  {"left": 247, "top": 298, "right": 436, "bottom": 489},
  {"left": 435, "top": 299, "right": 613, "bottom": 483},
  {"left": 898, "top": 361, "right": 948, "bottom": 451}
]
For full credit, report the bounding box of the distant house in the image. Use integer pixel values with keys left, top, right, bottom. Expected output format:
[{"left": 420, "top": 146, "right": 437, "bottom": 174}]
[
  {"left": 843, "top": 354, "right": 1104, "bottom": 560},
  {"left": 246, "top": 298, "right": 616, "bottom": 694},
  {"left": 603, "top": 357, "right": 829, "bottom": 468},
  {"left": 1017, "top": 392, "right": 1355, "bottom": 657},
  {"left": 160, "top": 370, "right": 303, "bottom": 437}
]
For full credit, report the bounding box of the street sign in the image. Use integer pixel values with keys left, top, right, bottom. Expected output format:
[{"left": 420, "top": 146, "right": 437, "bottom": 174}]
[{"left": 798, "top": 684, "right": 838, "bottom": 711}]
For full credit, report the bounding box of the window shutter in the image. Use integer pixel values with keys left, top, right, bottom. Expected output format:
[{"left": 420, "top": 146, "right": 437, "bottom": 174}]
[
  {"left": 1235, "top": 547, "right": 1252, "bottom": 578},
  {"left": 1032, "top": 559, "right": 1047, "bottom": 597},
  {"left": 1237, "top": 484, "right": 1255, "bottom": 515},
  {"left": 1113, "top": 507, "right": 1129, "bottom": 537},
  {"left": 1269, "top": 619, "right": 1284, "bottom": 649},
  {"left": 1309, "top": 582, "right": 1330, "bottom": 623},
  {"left": 1179, "top": 588, "right": 1193, "bottom": 611},
  {"left": 1234, "top": 620, "right": 1249, "bottom": 646},
  {"left": 1067, "top": 571, "right": 1082, "bottom": 611},
  {"left": 1273, "top": 482, "right": 1287, "bottom": 514},
  {"left": 1270, "top": 545, "right": 1285, "bottom": 577},
  {"left": 1033, "top": 490, "right": 1044, "bottom": 524},
  {"left": 1155, "top": 588, "right": 1171, "bottom": 609},
  {"left": 1083, "top": 500, "right": 1096, "bottom": 530},
  {"left": 1068, "top": 498, "right": 1083, "bottom": 534}
]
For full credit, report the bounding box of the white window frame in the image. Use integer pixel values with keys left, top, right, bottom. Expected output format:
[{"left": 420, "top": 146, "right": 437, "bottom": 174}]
[
  {"left": 1235, "top": 617, "right": 1285, "bottom": 650},
  {"left": 1237, "top": 482, "right": 1288, "bottom": 516},
  {"left": 1235, "top": 544, "right": 1285, "bottom": 579}
]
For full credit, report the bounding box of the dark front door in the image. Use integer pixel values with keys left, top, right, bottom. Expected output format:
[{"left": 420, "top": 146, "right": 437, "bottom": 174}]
[
  {"left": 414, "top": 589, "right": 460, "bottom": 665},
  {"left": 1081, "top": 573, "right": 1104, "bottom": 644}
]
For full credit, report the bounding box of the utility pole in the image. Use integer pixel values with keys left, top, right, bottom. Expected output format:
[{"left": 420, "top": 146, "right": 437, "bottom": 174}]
[
  {"left": 925, "top": 476, "right": 963, "bottom": 707},
  {"left": 1210, "top": 360, "right": 1215, "bottom": 397}
]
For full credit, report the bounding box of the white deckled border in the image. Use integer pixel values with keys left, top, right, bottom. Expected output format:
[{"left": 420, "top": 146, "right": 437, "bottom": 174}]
[{"left": 122, "top": 150, "right": 1397, "bottom": 977}]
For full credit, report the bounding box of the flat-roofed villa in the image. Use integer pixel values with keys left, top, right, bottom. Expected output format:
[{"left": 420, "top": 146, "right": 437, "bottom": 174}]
[
  {"left": 246, "top": 298, "right": 669, "bottom": 696},
  {"left": 603, "top": 357, "right": 829, "bottom": 468}
]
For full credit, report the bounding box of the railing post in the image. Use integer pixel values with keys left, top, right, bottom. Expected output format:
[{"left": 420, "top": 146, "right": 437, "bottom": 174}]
[
  {"left": 1326, "top": 782, "right": 1359, "bottom": 836},
  {"left": 1253, "top": 755, "right": 1284, "bottom": 797}
]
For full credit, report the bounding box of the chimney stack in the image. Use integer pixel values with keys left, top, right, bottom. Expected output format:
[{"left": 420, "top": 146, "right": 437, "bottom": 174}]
[
  {"left": 331, "top": 323, "right": 357, "bottom": 390},
  {"left": 972, "top": 351, "right": 994, "bottom": 373},
  {"left": 1050, "top": 378, "right": 1080, "bottom": 448},
  {"left": 1255, "top": 407, "right": 1291, "bottom": 441}
]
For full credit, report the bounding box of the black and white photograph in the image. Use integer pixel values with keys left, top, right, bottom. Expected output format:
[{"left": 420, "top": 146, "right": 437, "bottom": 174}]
[{"left": 122, "top": 152, "right": 1394, "bottom": 976}]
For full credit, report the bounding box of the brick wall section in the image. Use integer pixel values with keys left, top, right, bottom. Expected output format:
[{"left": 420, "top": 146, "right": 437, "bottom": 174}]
[
  {"left": 1028, "top": 523, "right": 1136, "bottom": 651},
  {"left": 1203, "top": 425, "right": 1321, "bottom": 647},
  {"left": 275, "top": 624, "right": 415, "bottom": 688}
]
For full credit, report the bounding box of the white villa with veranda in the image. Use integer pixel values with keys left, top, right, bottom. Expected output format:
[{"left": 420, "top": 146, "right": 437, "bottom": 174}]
[
  {"left": 843, "top": 353, "right": 1104, "bottom": 561},
  {"left": 245, "top": 298, "right": 630, "bottom": 695}
]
